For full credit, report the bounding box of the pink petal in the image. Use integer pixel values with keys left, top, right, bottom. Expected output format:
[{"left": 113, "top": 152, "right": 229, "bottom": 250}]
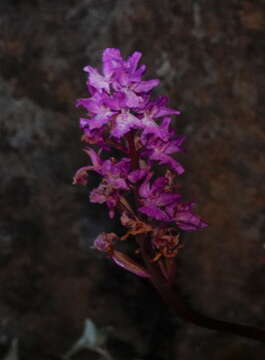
[
  {"left": 134, "top": 79, "right": 160, "bottom": 93},
  {"left": 126, "top": 51, "right": 142, "bottom": 72},
  {"left": 139, "top": 205, "right": 170, "bottom": 221},
  {"left": 128, "top": 169, "right": 148, "bottom": 183},
  {"left": 84, "top": 65, "right": 110, "bottom": 92},
  {"left": 111, "top": 112, "right": 141, "bottom": 138},
  {"left": 175, "top": 212, "right": 208, "bottom": 230},
  {"left": 102, "top": 48, "right": 122, "bottom": 77}
]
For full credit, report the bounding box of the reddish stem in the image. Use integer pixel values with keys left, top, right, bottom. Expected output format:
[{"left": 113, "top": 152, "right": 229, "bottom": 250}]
[
  {"left": 126, "top": 131, "right": 139, "bottom": 169},
  {"left": 106, "top": 139, "right": 128, "bottom": 154},
  {"left": 138, "top": 235, "right": 265, "bottom": 343}
]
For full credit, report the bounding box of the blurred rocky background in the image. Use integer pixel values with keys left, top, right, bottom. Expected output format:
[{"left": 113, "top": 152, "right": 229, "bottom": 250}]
[{"left": 0, "top": 0, "right": 265, "bottom": 359}]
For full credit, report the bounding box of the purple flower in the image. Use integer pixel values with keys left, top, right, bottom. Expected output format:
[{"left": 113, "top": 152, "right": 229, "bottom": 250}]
[
  {"left": 77, "top": 92, "right": 117, "bottom": 130},
  {"left": 138, "top": 97, "right": 181, "bottom": 135},
  {"left": 138, "top": 172, "right": 207, "bottom": 231},
  {"left": 78, "top": 48, "right": 165, "bottom": 138},
  {"left": 90, "top": 182, "right": 120, "bottom": 218},
  {"left": 128, "top": 168, "right": 148, "bottom": 183},
  {"left": 103, "top": 48, "right": 159, "bottom": 100},
  {"left": 102, "top": 48, "right": 145, "bottom": 80},
  {"left": 167, "top": 202, "right": 208, "bottom": 230},
  {"left": 81, "top": 148, "right": 131, "bottom": 190},
  {"left": 141, "top": 117, "right": 185, "bottom": 174},
  {"left": 81, "top": 127, "right": 110, "bottom": 149},
  {"left": 100, "top": 158, "right": 131, "bottom": 190},
  {"left": 111, "top": 110, "right": 142, "bottom": 138},
  {"left": 138, "top": 173, "right": 181, "bottom": 221},
  {"left": 74, "top": 48, "right": 208, "bottom": 274},
  {"left": 74, "top": 149, "right": 132, "bottom": 217},
  {"left": 83, "top": 65, "right": 110, "bottom": 93}
]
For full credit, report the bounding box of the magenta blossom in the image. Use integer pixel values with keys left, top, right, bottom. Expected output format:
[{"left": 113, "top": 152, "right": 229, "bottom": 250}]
[
  {"left": 137, "top": 172, "right": 206, "bottom": 230},
  {"left": 140, "top": 117, "right": 185, "bottom": 174},
  {"left": 72, "top": 49, "right": 265, "bottom": 345},
  {"left": 138, "top": 172, "right": 182, "bottom": 221},
  {"left": 74, "top": 48, "right": 207, "bottom": 278},
  {"left": 76, "top": 49, "right": 177, "bottom": 139}
]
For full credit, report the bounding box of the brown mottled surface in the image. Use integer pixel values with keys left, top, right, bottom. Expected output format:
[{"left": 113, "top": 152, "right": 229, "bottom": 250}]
[{"left": 0, "top": 0, "right": 265, "bottom": 359}]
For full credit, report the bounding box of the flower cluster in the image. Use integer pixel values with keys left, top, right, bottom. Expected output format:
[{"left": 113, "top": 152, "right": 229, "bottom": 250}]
[{"left": 74, "top": 48, "right": 207, "bottom": 279}]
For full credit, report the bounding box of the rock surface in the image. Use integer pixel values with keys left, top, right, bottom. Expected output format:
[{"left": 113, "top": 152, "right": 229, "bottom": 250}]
[{"left": 0, "top": 0, "right": 264, "bottom": 359}]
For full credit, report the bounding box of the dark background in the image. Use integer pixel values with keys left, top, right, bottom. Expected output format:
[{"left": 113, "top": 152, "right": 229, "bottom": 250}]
[{"left": 0, "top": 0, "right": 265, "bottom": 359}]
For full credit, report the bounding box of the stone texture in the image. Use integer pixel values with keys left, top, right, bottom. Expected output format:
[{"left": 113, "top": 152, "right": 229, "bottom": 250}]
[{"left": 0, "top": 0, "right": 264, "bottom": 359}]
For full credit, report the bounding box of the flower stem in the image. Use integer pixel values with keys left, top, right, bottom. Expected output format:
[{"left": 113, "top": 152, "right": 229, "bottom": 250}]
[
  {"left": 138, "top": 235, "right": 265, "bottom": 343},
  {"left": 126, "top": 131, "right": 138, "bottom": 169}
]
